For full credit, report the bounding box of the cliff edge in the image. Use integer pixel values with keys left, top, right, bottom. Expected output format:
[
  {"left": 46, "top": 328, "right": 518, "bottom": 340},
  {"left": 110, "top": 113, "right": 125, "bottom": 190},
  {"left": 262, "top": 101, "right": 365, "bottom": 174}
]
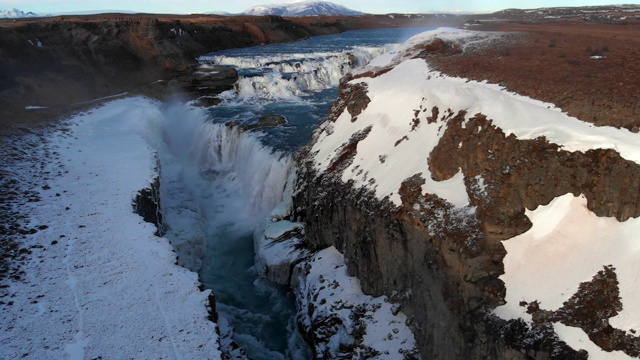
[{"left": 294, "top": 28, "right": 640, "bottom": 359}]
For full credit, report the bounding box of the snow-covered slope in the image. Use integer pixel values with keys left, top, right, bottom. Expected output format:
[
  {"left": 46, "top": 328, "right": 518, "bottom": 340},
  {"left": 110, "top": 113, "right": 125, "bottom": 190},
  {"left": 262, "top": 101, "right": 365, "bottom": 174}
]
[
  {"left": 242, "top": 0, "right": 362, "bottom": 16},
  {"left": 495, "top": 193, "right": 640, "bottom": 359},
  {"left": 301, "top": 27, "right": 640, "bottom": 358},
  {"left": 0, "top": 98, "right": 221, "bottom": 359},
  {"left": 0, "top": 8, "right": 37, "bottom": 18}
]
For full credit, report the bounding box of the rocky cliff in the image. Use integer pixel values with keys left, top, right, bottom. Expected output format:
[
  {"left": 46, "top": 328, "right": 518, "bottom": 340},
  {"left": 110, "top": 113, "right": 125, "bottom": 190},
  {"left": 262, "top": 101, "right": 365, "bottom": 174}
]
[{"left": 292, "top": 28, "right": 640, "bottom": 359}]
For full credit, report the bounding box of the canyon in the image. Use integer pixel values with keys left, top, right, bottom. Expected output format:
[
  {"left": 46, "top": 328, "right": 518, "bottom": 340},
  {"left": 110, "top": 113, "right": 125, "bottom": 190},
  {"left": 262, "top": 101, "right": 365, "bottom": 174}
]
[{"left": 2, "top": 7, "right": 640, "bottom": 359}]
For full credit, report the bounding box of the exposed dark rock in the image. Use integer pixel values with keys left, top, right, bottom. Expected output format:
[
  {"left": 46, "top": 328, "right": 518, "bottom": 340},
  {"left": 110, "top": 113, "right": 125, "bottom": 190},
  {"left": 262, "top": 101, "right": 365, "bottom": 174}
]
[
  {"left": 194, "top": 96, "right": 223, "bottom": 108},
  {"left": 133, "top": 176, "right": 165, "bottom": 236},
  {"left": 325, "top": 81, "right": 370, "bottom": 123},
  {"left": 411, "top": 38, "right": 463, "bottom": 59},
  {"left": 527, "top": 266, "right": 640, "bottom": 357},
  {"left": 178, "top": 65, "right": 239, "bottom": 96},
  {"left": 225, "top": 114, "right": 288, "bottom": 132},
  {"left": 325, "top": 125, "right": 372, "bottom": 174},
  {"left": 243, "top": 114, "right": 288, "bottom": 131}
]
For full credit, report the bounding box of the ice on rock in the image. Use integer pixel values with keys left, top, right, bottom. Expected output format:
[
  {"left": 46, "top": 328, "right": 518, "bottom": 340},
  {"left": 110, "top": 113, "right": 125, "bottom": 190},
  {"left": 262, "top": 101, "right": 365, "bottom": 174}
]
[
  {"left": 292, "top": 247, "right": 419, "bottom": 359},
  {"left": 254, "top": 220, "right": 306, "bottom": 285}
]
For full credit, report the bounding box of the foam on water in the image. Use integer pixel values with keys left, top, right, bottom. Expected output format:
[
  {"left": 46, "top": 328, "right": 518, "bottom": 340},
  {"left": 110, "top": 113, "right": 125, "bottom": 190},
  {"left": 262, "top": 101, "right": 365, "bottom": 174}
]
[{"left": 206, "top": 47, "right": 386, "bottom": 103}]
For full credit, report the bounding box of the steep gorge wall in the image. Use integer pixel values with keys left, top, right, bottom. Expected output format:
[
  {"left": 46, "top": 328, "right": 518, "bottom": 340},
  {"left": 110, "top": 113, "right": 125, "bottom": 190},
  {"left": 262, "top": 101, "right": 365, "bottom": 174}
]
[
  {"left": 292, "top": 35, "right": 640, "bottom": 359},
  {"left": 293, "top": 157, "right": 585, "bottom": 359}
]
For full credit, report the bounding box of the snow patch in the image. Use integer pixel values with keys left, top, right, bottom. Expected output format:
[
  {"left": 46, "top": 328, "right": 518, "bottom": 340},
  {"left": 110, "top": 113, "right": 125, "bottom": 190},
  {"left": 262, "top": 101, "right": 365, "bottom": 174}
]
[
  {"left": 242, "top": 1, "right": 362, "bottom": 16},
  {"left": 293, "top": 247, "right": 418, "bottom": 359},
  {"left": 495, "top": 194, "right": 640, "bottom": 358},
  {"left": 0, "top": 8, "right": 37, "bottom": 18},
  {"left": 254, "top": 220, "right": 306, "bottom": 285}
]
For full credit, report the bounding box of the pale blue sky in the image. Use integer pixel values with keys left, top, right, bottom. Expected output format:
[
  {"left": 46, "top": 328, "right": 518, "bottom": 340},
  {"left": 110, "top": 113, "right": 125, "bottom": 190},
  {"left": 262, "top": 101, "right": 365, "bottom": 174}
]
[{"left": 0, "top": 0, "right": 631, "bottom": 15}]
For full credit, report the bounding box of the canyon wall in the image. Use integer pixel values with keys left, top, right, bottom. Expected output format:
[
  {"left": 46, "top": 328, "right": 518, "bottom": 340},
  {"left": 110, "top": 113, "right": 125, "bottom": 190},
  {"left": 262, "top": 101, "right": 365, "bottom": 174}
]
[{"left": 292, "top": 29, "right": 640, "bottom": 359}]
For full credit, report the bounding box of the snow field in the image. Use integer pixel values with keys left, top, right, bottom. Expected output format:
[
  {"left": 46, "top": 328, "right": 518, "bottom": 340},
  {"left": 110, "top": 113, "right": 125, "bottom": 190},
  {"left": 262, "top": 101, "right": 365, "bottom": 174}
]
[
  {"left": 0, "top": 98, "right": 221, "bottom": 359},
  {"left": 495, "top": 194, "right": 640, "bottom": 359}
]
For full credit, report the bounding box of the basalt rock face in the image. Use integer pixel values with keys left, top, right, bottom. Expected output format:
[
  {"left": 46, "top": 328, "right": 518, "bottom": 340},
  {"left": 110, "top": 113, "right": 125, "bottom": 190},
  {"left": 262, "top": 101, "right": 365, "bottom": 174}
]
[
  {"left": 430, "top": 112, "right": 640, "bottom": 227},
  {"left": 293, "top": 152, "right": 584, "bottom": 359},
  {"left": 0, "top": 19, "right": 200, "bottom": 108},
  {"left": 133, "top": 176, "right": 166, "bottom": 237},
  {"left": 293, "top": 31, "right": 640, "bottom": 359}
]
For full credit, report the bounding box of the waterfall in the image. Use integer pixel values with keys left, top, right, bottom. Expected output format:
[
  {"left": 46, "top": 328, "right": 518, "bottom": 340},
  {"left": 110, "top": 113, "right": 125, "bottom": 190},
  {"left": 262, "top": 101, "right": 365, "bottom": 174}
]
[
  {"left": 154, "top": 102, "right": 293, "bottom": 271},
  {"left": 152, "top": 28, "right": 435, "bottom": 359}
]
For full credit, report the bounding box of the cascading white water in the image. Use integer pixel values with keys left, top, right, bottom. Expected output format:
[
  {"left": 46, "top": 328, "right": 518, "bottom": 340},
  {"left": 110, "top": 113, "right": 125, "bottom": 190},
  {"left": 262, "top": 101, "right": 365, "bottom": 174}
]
[
  {"left": 200, "top": 47, "right": 383, "bottom": 69},
  {"left": 202, "top": 46, "right": 387, "bottom": 102},
  {"left": 154, "top": 102, "right": 293, "bottom": 270},
  {"left": 152, "top": 102, "right": 305, "bottom": 359}
]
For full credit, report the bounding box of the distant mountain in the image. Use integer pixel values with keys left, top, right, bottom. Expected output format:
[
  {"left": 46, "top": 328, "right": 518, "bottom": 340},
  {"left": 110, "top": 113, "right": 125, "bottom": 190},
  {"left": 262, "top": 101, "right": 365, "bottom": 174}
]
[
  {"left": 242, "top": 1, "right": 363, "bottom": 16},
  {"left": 0, "top": 8, "right": 38, "bottom": 18},
  {"left": 203, "top": 11, "right": 233, "bottom": 16}
]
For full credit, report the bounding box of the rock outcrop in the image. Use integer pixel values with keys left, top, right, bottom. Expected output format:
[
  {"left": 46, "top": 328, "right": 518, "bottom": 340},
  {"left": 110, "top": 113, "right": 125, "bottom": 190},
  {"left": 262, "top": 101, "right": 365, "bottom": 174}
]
[{"left": 292, "top": 28, "right": 640, "bottom": 359}]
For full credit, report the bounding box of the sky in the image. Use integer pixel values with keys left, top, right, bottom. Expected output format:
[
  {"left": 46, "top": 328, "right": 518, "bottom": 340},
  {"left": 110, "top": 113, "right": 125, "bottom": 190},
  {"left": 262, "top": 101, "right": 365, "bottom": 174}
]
[{"left": 0, "top": 0, "right": 632, "bottom": 15}]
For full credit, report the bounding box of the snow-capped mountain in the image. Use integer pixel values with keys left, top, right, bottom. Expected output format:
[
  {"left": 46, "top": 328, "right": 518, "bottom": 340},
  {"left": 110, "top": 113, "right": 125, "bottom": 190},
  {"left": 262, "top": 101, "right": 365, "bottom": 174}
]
[
  {"left": 242, "top": 1, "right": 363, "bottom": 16},
  {"left": 0, "top": 8, "right": 37, "bottom": 18}
]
